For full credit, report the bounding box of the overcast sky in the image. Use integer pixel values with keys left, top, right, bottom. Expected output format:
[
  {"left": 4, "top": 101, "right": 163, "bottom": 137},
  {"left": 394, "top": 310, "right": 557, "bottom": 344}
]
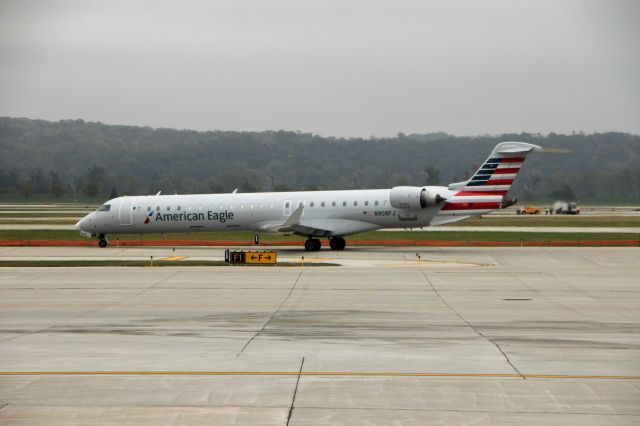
[{"left": 1, "top": 0, "right": 638, "bottom": 137}]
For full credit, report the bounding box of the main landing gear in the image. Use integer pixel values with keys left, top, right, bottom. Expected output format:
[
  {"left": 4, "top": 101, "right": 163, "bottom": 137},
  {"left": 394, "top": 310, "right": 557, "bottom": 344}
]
[
  {"left": 98, "top": 234, "right": 108, "bottom": 248},
  {"left": 304, "top": 238, "right": 321, "bottom": 251},
  {"left": 304, "top": 237, "right": 346, "bottom": 251},
  {"left": 329, "top": 237, "right": 346, "bottom": 250}
]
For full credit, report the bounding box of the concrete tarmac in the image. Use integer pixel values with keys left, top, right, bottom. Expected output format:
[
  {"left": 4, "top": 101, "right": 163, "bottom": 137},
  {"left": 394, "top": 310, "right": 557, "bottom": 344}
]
[{"left": 0, "top": 246, "right": 639, "bottom": 425}]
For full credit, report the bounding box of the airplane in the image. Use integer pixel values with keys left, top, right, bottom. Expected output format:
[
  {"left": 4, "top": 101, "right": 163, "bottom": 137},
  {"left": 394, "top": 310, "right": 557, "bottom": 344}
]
[{"left": 76, "top": 141, "right": 541, "bottom": 251}]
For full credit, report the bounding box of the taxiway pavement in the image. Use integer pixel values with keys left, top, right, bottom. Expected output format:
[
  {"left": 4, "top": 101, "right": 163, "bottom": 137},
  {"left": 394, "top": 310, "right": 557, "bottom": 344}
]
[{"left": 1, "top": 246, "right": 639, "bottom": 425}]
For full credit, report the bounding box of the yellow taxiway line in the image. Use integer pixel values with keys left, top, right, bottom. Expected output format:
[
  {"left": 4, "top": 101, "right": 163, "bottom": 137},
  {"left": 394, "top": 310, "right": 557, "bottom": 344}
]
[
  {"left": 160, "top": 256, "right": 188, "bottom": 261},
  {"left": 0, "top": 371, "right": 638, "bottom": 380}
]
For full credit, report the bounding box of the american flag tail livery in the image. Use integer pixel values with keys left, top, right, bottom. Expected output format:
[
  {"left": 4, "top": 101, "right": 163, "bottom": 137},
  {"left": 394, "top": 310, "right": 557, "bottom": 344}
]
[{"left": 432, "top": 141, "right": 542, "bottom": 225}]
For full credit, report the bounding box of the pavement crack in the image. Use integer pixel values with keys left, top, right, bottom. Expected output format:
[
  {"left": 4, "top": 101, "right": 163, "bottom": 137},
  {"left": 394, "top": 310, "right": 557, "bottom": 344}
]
[
  {"left": 421, "top": 271, "right": 526, "bottom": 379},
  {"left": 0, "top": 270, "right": 180, "bottom": 345},
  {"left": 286, "top": 356, "right": 305, "bottom": 426},
  {"left": 236, "top": 270, "right": 304, "bottom": 356}
]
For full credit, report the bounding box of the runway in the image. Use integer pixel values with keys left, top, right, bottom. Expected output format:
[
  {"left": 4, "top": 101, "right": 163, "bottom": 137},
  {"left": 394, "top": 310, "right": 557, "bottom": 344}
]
[{"left": 1, "top": 246, "right": 639, "bottom": 425}]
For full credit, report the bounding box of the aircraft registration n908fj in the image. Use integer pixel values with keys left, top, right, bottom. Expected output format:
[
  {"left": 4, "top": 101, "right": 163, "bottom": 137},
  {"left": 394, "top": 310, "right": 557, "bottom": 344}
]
[{"left": 76, "top": 142, "right": 541, "bottom": 251}]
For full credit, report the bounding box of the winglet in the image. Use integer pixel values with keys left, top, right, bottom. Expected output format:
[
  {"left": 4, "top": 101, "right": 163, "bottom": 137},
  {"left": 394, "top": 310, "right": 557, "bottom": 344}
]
[
  {"left": 284, "top": 205, "right": 304, "bottom": 227},
  {"left": 270, "top": 205, "right": 305, "bottom": 233}
]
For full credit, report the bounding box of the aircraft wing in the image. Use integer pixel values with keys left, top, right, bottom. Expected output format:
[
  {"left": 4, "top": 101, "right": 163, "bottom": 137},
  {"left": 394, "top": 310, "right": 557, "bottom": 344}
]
[{"left": 259, "top": 206, "right": 379, "bottom": 237}]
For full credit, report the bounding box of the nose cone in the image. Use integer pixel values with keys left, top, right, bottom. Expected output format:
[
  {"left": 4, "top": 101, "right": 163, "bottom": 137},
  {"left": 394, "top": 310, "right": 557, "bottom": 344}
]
[{"left": 75, "top": 213, "right": 92, "bottom": 231}]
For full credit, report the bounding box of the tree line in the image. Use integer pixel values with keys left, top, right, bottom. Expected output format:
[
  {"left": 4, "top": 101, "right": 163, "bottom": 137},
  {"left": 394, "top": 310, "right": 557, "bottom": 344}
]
[{"left": 1, "top": 117, "right": 639, "bottom": 202}]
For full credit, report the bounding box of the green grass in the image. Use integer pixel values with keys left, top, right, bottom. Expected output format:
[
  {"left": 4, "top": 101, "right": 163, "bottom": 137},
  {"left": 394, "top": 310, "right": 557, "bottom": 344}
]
[
  {"left": 0, "top": 194, "right": 103, "bottom": 204},
  {"left": 457, "top": 216, "right": 640, "bottom": 227},
  {"left": 0, "top": 229, "right": 637, "bottom": 244},
  {"left": 0, "top": 219, "right": 79, "bottom": 224},
  {"left": 513, "top": 197, "right": 640, "bottom": 207},
  {"left": 0, "top": 260, "right": 336, "bottom": 267},
  {"left": 0, "top": 213, "right": 88, "bottom": 218},
  {"left": 362, "top": 231, "right": 638, "bottom": 242}
]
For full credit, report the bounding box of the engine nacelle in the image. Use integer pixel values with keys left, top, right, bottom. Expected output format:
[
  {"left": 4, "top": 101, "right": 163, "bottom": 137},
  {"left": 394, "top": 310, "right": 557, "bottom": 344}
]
[{"left": 389, "top": 186, "right": 445, "bottom": 210}]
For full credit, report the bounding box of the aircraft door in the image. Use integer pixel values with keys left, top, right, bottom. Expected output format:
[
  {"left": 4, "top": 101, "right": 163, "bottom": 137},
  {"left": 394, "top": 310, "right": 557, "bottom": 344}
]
[{"left": 119, "top": 198, "right": 135, "bottom": 225}]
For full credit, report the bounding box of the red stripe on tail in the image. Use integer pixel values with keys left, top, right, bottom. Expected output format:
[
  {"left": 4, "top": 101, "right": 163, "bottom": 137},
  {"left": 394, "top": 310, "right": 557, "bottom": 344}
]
[
  {"left": 442, "top": 202, "right": 501, "bottom": 211},
  {"left": 455, "top": 190, "right": 508, "bottom": 196},
  {"left": 485, "top": 179, "right": 513, "bottom": 185},
  {"left": 492, "top": 167, "right": 520, "bottom": 174}
]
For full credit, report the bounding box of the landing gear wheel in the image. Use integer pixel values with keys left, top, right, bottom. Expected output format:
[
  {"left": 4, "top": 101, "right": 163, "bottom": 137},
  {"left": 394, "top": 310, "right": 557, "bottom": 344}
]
[
  {"left": 304, "top": 238, "right": 321, "bottom": 251},
  {"left": 329, "top": 237, "right": 346, "bottom": 250},
  {"left": 98, "top": 239, "right": 108, "bottom": 248}
]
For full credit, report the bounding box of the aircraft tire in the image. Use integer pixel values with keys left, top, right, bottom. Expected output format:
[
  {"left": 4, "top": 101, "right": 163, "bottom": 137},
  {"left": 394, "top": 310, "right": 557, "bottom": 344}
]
[
  {"left": 305, "top": 238, "right": 321, "bottom": 251},
  {"left": 98, "top": 239, "right": 108, "bottom": 248},
  {"left": 329, "top": 237, "right": 346, "bottom": 250}
]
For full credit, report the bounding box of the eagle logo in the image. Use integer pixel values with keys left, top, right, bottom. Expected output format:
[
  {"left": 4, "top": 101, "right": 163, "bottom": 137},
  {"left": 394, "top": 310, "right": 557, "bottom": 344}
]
[{"left": 144, "top": 210, "right": 154, "bottom": 224}]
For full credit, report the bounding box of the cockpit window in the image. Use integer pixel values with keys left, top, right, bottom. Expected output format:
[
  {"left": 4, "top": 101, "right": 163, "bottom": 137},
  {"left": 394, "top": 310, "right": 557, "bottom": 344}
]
[{"left": 97, "top": 204, "right": 111, "bottom": 212}]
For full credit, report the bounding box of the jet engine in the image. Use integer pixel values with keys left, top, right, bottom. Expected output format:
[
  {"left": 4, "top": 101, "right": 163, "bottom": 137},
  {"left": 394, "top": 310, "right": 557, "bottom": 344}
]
[{"left": 389, "top": 186, "right": 445, "bottom": 210}]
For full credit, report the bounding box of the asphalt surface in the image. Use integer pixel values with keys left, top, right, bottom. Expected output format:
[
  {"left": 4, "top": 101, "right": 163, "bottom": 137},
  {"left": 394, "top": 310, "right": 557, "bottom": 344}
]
[{"left": 0, "top": 246, "right": 639, "bottom": 425}]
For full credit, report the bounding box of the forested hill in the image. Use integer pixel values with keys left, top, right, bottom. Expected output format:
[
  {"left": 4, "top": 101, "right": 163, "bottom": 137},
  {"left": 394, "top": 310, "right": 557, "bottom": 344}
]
[{"left": 1, "top": 117, "right": 639, "bottom": 202}]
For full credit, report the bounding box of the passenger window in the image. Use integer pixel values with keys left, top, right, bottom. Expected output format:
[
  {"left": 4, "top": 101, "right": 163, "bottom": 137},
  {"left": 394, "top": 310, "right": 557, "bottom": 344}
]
[
  {"left": 166, "top": 206, "right": 170, "bottom": 211},
  {"left": 285, "top": 202, "right": 290, "bottom": 208},
  {"left": 147, "top": 206, "right": 151, "bottom": 212},
  {"left": 310, "top": 202, "right": 315, "bottom": 207},
  {"left": 177, "top": 206, "right": 181, "bottom": 211},
  {"left": 332, "top": 201, "right": 336, "bottom": 207},
  {"left": 354, "top": 201, "right": 358, "bottom": 206},
  {"left": 375, "top": 200, "right": 379, "bottom": 206},
  {"left": 156, "top": 206, "right": 160, "bottom": 211},
  {"left": 240, "top": 205, "right": 245, "bottom": 209},
  {"left": 321, "top": 202, "right": 325, "bottom": 207},
  {"left": 365, "top": 201, "right": 369, "bottom": 206}
]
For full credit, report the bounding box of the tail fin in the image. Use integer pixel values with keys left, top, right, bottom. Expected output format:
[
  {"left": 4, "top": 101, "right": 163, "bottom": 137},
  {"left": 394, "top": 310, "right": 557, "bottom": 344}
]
[
  {"left": 449, "top": 141, "right": 542, "bottom": 196},
  {"left": 435, "top": 142, "right": 542, "bottom": 220}
]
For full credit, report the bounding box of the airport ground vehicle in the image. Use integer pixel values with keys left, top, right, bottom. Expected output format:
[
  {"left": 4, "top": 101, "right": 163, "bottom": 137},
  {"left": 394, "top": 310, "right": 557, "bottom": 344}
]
[
  {"left": 517, "top": 206, "right": 542, "bottom": 215},
  {"left": 553, "top": 201, "right": 580, "bottom": 214},
  {"left": 76, "top": 142, "right": 541, "bottom": 250}
]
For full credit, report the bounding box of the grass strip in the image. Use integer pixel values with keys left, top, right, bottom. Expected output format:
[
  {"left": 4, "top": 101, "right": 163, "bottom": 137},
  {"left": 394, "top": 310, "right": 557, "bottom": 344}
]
[
  {"left": 0, "top": 260, "right": 337, "bottom": 267},
  {"left": 456, "top": 216, "right": 640, "bottom": 227},
  {"left": 1, "top": 229, "right": 639, "bottom": 244}
]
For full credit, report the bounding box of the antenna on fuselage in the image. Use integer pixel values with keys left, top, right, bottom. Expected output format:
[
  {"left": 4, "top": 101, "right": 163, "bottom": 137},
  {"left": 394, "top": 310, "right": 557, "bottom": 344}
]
[
  {"left": 155, "top": 191, "right": 162, "bottom": 196},
  {"left": 232, "top": 188, "right": 238, "bottom": 194}
]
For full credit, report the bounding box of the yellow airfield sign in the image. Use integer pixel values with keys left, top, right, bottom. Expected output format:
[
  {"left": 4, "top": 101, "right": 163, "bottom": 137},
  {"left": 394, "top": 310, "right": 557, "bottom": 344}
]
[{"left": 244, "top": 251, "right": 277, "bottom": 264}]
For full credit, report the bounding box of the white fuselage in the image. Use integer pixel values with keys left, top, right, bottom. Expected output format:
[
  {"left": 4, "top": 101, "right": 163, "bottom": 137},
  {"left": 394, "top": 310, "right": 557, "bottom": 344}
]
[{"left": 76, "top": 187, "right": 454, "bottom": 237}]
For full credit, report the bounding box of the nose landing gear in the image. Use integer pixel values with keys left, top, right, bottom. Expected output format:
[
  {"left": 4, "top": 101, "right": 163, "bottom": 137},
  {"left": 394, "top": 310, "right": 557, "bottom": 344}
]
[{"left": 98, "top": 234, "right": 108, "bottom": 248}]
